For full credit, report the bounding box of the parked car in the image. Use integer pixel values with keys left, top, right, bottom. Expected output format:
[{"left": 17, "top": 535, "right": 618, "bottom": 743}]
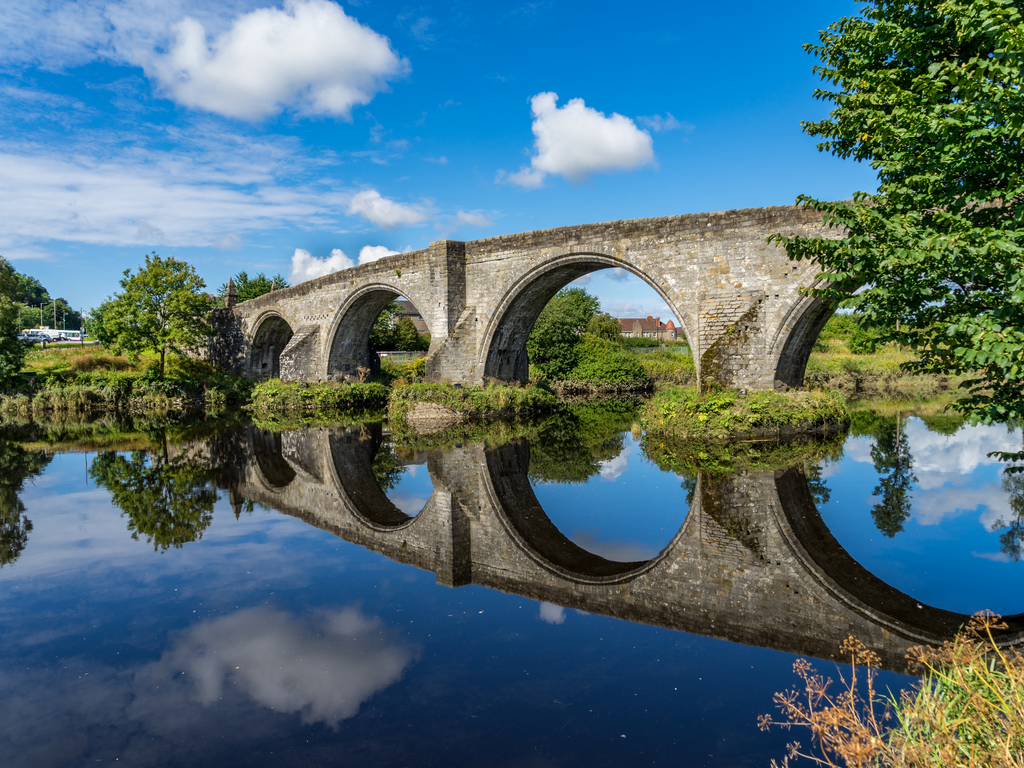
[{"left": 17, "top": 332, "right": 49, "bottom": 344}]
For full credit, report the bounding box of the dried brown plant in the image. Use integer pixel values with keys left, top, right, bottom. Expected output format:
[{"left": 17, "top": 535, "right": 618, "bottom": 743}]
[
  {"left": 356, "top": 366, "right": 370, "bottom": 383},
  {"left": 761, "top": 612, "right": 1024, "bottom": 768}
]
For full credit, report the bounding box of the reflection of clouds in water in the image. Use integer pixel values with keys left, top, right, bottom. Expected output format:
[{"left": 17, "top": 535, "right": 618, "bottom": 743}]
[
  {"left": 538, "top": 602, "right": 566, "bottom": 624},
  {"left": 843, "top": 421, "right": 1022, "bottom": 530},
  {"left": 405, "top": 465, "right": 419, "bottom": 477},
  {"left": 912, "top": 485, "right": 1012, "bottom": 529},
  {"left": 598, "top": 446, "right": 631, "bottom": 481},
  {"left": 0, "top": 606, "right": 414, "bottom": 767},
  {"left": 391, "top": 494, "right": 428, "bottom": 515},
  {"left": 570, "top": 528, "right": 659, "bottom": 562},
  {"left": 906, "top": 420, "right": 1020, "bottom": 490},
  {"left": 973, "top": 551, "right": 1013, "bottom": 563},
  {"left": 818, "top": 463, "right": 842, "bottom": 479},
  {"left": 148, "top": 606, "right": 413, "bottom": 727}
]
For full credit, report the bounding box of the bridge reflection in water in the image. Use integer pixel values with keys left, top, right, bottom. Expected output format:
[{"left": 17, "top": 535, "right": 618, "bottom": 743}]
[{"left": 199, "top": 426, "right": 1024, "bottom": 672}]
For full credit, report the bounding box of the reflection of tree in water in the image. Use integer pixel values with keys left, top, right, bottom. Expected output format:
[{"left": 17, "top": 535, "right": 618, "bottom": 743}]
[
  {"left": 528, "top": 400, "right": 641, "bottom": 484},
  {"left": 804, "top": 462, "right": 832, "bottom": 507},
  {"left": 994, "top": 471, "right": 1024, "bottom": 561},
  {"left": 868, "top": 415, "right": 917, "bottom": 538},
  {"left": 373, "top": 444, "right": 407, "bottom": 492},
  {"left": 89, "top": 449, "right": 218, "bottom": 551},
  {"left": 0, "top": 441, "right": 52, "bottom": 567}
]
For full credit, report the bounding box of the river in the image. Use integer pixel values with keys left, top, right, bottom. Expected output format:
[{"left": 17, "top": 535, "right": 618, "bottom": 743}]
[{"left": 0, "top": 402, "right": 1021, "bottom": 767}]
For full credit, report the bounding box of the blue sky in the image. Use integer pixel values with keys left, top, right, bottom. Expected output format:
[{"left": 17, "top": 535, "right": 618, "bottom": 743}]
[{"left": 0, "top": 0, "right": 877, "bottom": 318}]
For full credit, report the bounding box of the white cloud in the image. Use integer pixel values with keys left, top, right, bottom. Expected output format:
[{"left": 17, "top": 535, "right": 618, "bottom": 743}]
[
  {"left": 538, "top": 602, "right": 566, "bottom": 625},
  {"left": 0, "top": 133, "right": 347, "bottom": 252},
  {"left": 598, "top": 445, "right": 631, "bottom": 481},
  {"left": 357, "top": 245, "right": 399, "bottom": 264},
  {"left": 605, "top": 301, "right": 675, "bottom": 321},
  {"left": 638, "top": 113, "right": 689, "bottom": 132},
  {"left": 290, "top": 247, "right": 355, "bottom": 283},
  {"left": 499, "top": 92, "right": 654, "bottom": 188},
  {"left": 144, "top": 0, "right": 408, "bottom": 120},
  {"left": 147, "top": 606, "right": 413, "bottom": 727},
  {"left": 347, "top": 189, "right": 427, "bottom": 229},
  {"left": 455, "top": 210, "right": 493, "bottom": 228},
  {"left": 568, "top": 529, "right": 660, "bottom": 562},
  {"left": 215, "top": 233, "right": 241, "bottom": 250}
]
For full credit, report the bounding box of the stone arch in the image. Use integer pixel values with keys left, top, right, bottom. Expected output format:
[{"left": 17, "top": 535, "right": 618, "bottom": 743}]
[
  {"left": 327, "top": 424, "right": 425, "bottom": 531},
  {"left": 480, "top": 251, "right": 692, "bottom": 383},
  {"left": 768, "top": 290, "right": 836, "bottom": 389},
  {"left": 250, "top": 313, "right": 293, "bottom": 380},
  {"left": 773, "top": 467, "right": 1024, "bottom": 647},
  {"left": 251, "top": 430, "right": 296, "bottom": 491},
  {"left": 325, "top": 284, "right": 432, "bottom": 380},
  {"left": 483, "top": 441, "right": 693, "bottom": 585}
]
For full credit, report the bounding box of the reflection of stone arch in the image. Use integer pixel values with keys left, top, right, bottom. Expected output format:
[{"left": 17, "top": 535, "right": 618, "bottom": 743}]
[
  {"left": 250, "top": 313, "right": 293, "bottom": 380},
  {"left": 481, "top": 250, "right": 692, "bottom": 383},
  {"left": 773, "top": 467, "right": 1024, "bottom": 647},
  {"left": 325, "top": 284, "right": 432, "bottom": 380},
  {"left": 483, "top": 441, "right": 693, "bottom": 584},
  {"left": 251, "top": 430, "right": 296, "bottom": 492},
  {"left": 327, "top": 424, "right": 427, "bottom": 531}
]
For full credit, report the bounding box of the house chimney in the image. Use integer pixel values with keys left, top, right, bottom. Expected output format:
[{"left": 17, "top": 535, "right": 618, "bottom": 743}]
[{"left": 225, "top": 277, "right": 238, "bottom": 308}]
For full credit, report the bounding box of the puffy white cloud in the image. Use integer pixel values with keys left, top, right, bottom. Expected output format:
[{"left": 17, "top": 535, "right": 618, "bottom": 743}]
[
  {"left": 358, "top": 245, "right": 400, "bottom": 265},
  {"left": 145, "top": 0, "right": 407, "bottom": 120},
  {"left": 538, "top": 602, "right": 566, "bottom": 625},
  {"left": 569, "top": 529, "right": 660, "bottom": 562},
  {"left": 148, "top": 606, "right": 413, "bottom": 727},
  {"left": 347, "top": 189, "right": 427, "bottom": 229},
  {"left": 455, "top": 209, "right": 493, "bottom": 228},
  {"left": 500, "top": 92, "right": 654, "bottom": 188},
  {"left": 290, "top": 247, "right": 354, "bottom": 283}
]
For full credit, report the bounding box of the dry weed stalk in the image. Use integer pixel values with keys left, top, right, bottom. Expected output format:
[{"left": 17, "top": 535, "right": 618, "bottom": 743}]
[
  {"left": 761, "top": 612, "right": 1024, "bottom": 768},
  {"left": 356, "top": 366, "right": 370, "bottom": 383}
]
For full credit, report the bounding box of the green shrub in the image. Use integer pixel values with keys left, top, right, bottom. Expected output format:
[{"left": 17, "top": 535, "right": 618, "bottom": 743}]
[
  {"left": 622, "top": 336, "right": 661, "bottom": 348},
  {"left": 640, "top": 349, "right": 696, "bottom": 384},
  {"left": 570, "top": 334, "right": 649, "bottom": 384}
]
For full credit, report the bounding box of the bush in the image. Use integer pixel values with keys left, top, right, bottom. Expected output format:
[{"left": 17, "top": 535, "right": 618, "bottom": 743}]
[
  {"left": 640, "top": 349, "right": 696, "bottom": 384},
  {"left": 570, "top": 334, "right": 649, "bottom": 384},
  {"left": 622, "top": 336, "right": 661, "bottom": 348}
]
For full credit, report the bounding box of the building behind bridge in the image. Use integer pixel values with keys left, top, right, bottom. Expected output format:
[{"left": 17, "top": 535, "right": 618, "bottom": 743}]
[{"left": 618, "top": 316, "right": 680, "bottom": 341}]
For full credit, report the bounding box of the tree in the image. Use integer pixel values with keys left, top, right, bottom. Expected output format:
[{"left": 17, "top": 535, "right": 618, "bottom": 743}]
[
  {"left": 526, "top": 287, "right": 602, "bottom": 379},
  {"left": 775, "top": 0, "right": 1024, "bottom": 443},
  {"left": 586, "top": 312, "right": 623, "bottom": 343},
  {"left": 369, "top": 301, "right": 403, "bottom": 350},
  {"left": 0, "top": 257, "right": 26, "bottom": 385},
  {"left": 89, "top": 448, "right": 218, "bottom": 552},
  {"left": 993, "top": 470, "right": 1024, "bottom": 561},
  {"left": 393, "top": 316, "right": 427, "bottom": 351},
  {"left": 104, "top": 253, "right": 213, "bottom": 378},
  {"left": 869, "top": 414, "right": 917, "bottom": 537},
  {"left": 217, "top": 271, "right": 289, "bottom": 302},
  {"left": 0, "top": 440, "right": 51, "bottom": 567}
]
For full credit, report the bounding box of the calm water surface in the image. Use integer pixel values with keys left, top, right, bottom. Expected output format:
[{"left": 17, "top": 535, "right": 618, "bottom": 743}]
[{"left": 0, "top": 406, "right": 1021, "bottom": 767}]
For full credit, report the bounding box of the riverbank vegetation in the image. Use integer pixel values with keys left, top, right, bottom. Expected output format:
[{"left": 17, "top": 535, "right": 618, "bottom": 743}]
[
  {"left": 762, "top": 612, "right": 1024, "bottom": 768},
  {"left": 642, "top": 386, "right": 849, "bottom": 441}
]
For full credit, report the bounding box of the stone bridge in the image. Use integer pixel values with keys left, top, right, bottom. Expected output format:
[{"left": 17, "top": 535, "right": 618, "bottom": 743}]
[
  {"left": 208, "top": 204, "right": 840, "bottom": 390},
  {"left": 194, "top": 426, "right": 1024, "bottom": 672}
]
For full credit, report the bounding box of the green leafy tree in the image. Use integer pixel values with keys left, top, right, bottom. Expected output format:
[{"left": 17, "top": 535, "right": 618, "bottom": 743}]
[
  {"left": 586, "top": 312, "right": 623, "bottom": 343},
  {"left": 88, "top": 297, "right": 116, "bottom": 347},
  {"left": 372, "top": 444, "right": 407, "bottom": 492},
  {"left": 217, "top": 271, "right": 289, "bottom": 302},
  {"left": 104, "top": 253, "right": 213, "bottom": 378},
  {"left": 14, "top": 273, "right": 48, "bottom": 306},
  {"left": 776, "top": 0, "right": 1024, "bottom": 442},
  {"left": 89, "top": 449, "right": 218, "bottom": 551},
  {"left": 369, "top": 301, "right": 403, "bottom": 350},
  {"left": 0, "top": 257, "right": 27, "bottom": 384},
  {"left": 527, "top": 287, "right": 602, "bottom": 379},
  {"left": 393, "top": 317, "right": 427, "bottom": 351},
  {"left": 0, "top": 441, "right": 52, "bottom": 567}
]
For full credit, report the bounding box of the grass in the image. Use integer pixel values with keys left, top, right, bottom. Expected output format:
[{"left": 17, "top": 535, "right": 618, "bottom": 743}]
[
  {"left": 761, "top": 612, "right": 1024, "bottom": 768},
  {"left": 806, "top": 340, "right": 964, "bottom": 403},
  {"left": 247, "top": 379, "right": 390, "bottom": 418},
  {"left": 641, "top": 385, "right": 849, "bottom": 441}
]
